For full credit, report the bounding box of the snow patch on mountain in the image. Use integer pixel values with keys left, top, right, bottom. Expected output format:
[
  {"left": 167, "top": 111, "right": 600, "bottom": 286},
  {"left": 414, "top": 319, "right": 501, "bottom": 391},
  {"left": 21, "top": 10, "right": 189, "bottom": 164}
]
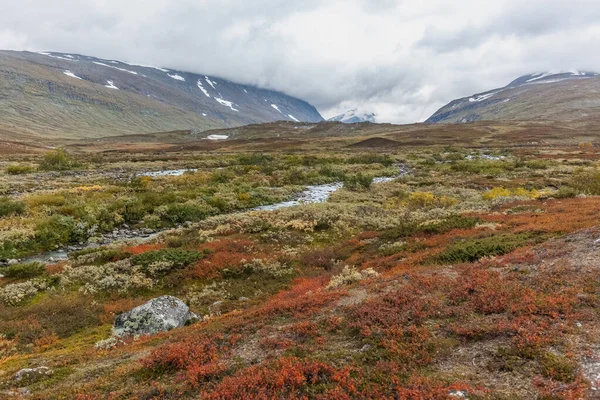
[
  {"left": 197, "top": 80, "right": 210, "bottom": 97},
  {"left": 120, "top": 61, "right": 169, "bottom": 72},
  {"left": 63, "top": 70, "right": 82, "bottom": 80},
  {"left": 207, "top": 134, "right": 229, "bottom": 140},
  {"left": 288, "top": 114, "right": 300, "bottom": 122},
  {"left": 105, "top": 80, "right": 119, "bottom": 89},
  {"left": 469, "top": 92, "right": 498, "bottom": 102},
  {"left": 328, "top": 109, "right": 377, "bottom": 124},
  {"left": 168, "top": 73, "right": 185, "bottom": 82},
  {"left": 93, "top": 62, "right": 138, "bottom": 75},
  {"left": 38, "top": 52, "right": 77, "bottom": 62},
  {"left": 215, "top": 98, "right": 239, "bottom": 112},
  {"left": 205, "top": 77, "right": 217, "bottom": 89}
]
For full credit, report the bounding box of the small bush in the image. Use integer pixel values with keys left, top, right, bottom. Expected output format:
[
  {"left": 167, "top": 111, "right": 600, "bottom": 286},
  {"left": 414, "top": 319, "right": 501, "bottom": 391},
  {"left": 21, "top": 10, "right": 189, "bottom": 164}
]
[
  {"left": 162, "top": 202, "right": 214, "bottom": 224},
  {"left": 344, "top": 174, "right": 373, "bottom": 191},
  {"left": 34, "top": 215, "right": 83, "bottom": 250},
  {"left": 6, "top": 165, "right": 35, "bottom": 175},
  {"left": 570, "top": 169, "right": 600, "bottom": 195},
  {"left": 420, "top": 215, "right": 480, "bottom": 234},
  {"left": 434, "top": 233, "right": 537, "bottom": 264},
  {"left": 482, "top": 187, "right": 540, "bottom": 201},
  {"left": 0, "top": 197, "right": 26, "bottom": 217},
  {"left": 39, "top": 149, "right": 78, "bottom": 171},
  {"left": 347, "top": 154, "right": 394, "bottom": 166},
  {"left": 541, "top": 353, "right": 577, "bottom": 383},
  {"left": 3, "top": 262, "right": 46, "bottom": 279},
  {"left": 131, "top": 248, "right": 204, "bottom": 272}
]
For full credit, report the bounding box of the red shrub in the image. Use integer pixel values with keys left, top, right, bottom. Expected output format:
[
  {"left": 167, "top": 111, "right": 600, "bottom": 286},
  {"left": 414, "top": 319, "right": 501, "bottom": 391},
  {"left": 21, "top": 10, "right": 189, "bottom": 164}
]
[
  {"left": 122, "top": 243, "right": 165, "bottom": 255},
  {"left": 201, "top": 357, "right": 357, "bottom": 400},
  {"left": 141, "top": 335, "right": 227, "bottom": 387}
]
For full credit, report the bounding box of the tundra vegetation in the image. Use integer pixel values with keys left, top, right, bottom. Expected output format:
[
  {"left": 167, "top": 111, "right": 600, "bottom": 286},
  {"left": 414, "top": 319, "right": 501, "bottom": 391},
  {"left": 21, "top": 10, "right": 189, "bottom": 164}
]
[{"left": 0, "top": 143, "right": 599, "bottom": 399}]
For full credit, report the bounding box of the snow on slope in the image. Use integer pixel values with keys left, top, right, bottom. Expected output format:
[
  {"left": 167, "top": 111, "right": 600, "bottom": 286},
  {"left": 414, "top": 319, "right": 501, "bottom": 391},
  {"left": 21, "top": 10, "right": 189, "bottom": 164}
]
[{"left": 328, "top": 109, "right": 377, "bottom": 124}]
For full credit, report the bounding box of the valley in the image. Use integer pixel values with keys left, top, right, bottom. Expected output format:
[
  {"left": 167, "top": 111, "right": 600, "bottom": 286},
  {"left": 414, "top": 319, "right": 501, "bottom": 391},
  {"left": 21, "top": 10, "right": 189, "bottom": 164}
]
[{"left": 0, "top": 131, "right": 599, "bottom": 398}]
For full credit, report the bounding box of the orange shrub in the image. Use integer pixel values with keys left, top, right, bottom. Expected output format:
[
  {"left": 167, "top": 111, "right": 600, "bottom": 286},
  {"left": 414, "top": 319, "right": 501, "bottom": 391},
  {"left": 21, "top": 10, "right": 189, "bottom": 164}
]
[{"left": 122, "top": 243, "right": 165, "bottom": 255}]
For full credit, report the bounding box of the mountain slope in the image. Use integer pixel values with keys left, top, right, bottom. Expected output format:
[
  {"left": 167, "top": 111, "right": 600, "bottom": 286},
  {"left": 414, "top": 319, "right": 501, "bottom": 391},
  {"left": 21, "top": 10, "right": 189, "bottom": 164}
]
[
  {"left": 426, "top": 71, "right": 600, "bottom": 124},
  {"left": 0, "top": 51, "right": 323, "bottom": 139},
  {"left": 328, "top": 109, "right": 377, "bottom": 124}
]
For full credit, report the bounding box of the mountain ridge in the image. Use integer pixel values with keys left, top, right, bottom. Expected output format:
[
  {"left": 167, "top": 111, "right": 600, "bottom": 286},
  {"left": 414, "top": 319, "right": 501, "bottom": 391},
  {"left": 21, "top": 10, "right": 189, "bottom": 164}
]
[
  {"left": 0, "top": 50, "right": 323, "bottom": 140},
  {"left": 426, "top": 71, "right": 600, "bottom": 124}
]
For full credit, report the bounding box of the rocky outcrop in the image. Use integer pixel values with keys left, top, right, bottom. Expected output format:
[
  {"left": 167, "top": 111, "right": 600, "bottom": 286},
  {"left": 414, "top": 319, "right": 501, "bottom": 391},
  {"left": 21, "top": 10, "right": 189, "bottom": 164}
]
[
  {"left": 13, "top": 366, "right": 53, "bottom": 383},
  {"left": 113, "top": 296, "right": 198, "bottom": 337}
]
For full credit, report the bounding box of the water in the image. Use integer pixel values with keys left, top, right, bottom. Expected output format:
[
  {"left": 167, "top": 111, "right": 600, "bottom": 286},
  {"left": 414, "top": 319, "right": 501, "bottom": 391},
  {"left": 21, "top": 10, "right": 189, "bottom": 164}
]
[
  {"left": 138, "top": 169, "right": 198, "bottom": 177},
  {"left": 254, "top": 165, "right": 410, "bottom": 211},
  {"left": 253, "top": 182, "right": 344, "bottom": 211},
  {"left": 22, "top": 250, "right": 69, "bottom": 264}
]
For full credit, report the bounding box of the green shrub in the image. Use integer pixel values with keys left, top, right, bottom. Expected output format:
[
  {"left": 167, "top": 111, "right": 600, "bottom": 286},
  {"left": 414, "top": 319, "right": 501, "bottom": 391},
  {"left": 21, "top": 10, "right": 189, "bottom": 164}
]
[
  {"left": 0, "top": 197, "right": 26, "bottom": 217},
  {"left": 39, "top": 149, "right": 78, "bottom": 171},
  {"left": 570, "top": 169, "right": 600, "bottom": 195},
  {"left": 541, "top": 353, "right": 577, "bottom": 383},
  {"left": 131, "top": 248, "right": 204, "bottom": 271},
  {"left": 162, "top": 203, "right": 214, "bottom": 224},
  {"left": 6, "top": 165, "right": 35, "bottom": 175},
  {"left": 34, "top": 215, "right": 83, "bottom": 250},
  {"left": 2, "top": 262, "right": 46, "bottom": 279},
  {"left": 434, "top": 233, "right": 539, "bottom": 264},
  {"left": 344, "top": 174, "right": 373, "bottom": 191},
  {"left": 347, "top": 154, "right": 394, "bottom": 166}
]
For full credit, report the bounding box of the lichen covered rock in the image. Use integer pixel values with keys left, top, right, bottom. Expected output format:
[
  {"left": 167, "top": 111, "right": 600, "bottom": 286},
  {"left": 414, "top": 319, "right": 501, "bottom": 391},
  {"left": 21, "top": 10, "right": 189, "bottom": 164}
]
[{"left": 113, "top": 295, "right": 196, "bottom": 337}]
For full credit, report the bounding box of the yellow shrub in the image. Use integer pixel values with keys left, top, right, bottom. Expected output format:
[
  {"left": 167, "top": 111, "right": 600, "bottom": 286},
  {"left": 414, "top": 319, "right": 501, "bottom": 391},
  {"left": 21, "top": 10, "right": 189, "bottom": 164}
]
[
  {"left": 238, "top": 192, "right": 251, "bottom": 202},
  {"left": 409, "top": 192, "right": 436, "bottom": 208},
  {"left": 482, "top": 187, "right": 540, "bottom": 201},
  {"left": 385, "top": 191, "right": 458, "bottom": 209},
  {"left": 25, "top": 193, "right": 67, "bottom": 208},
  {"left": 73, "top": 185, "right": 104, "bottom": 192}
]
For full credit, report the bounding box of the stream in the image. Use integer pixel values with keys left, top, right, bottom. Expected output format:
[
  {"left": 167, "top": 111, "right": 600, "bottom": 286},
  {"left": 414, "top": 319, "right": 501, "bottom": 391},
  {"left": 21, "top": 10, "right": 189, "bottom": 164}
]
[{"left": 15, "top": 166, "right": 409, "bottom": 265}]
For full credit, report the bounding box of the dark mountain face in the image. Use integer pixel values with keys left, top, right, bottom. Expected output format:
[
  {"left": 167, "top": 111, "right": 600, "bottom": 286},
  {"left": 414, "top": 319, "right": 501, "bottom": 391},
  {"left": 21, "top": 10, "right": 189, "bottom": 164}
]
[
  {"left": 426, "top": 71, "right": 600, "bottom": 124},
  {"left": 0, "top": 50, "right": 323, "bottom": 139}
]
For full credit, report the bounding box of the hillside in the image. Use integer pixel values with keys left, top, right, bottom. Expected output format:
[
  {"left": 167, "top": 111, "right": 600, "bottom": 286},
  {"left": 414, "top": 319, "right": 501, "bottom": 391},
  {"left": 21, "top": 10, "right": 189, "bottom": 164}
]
[
  {"left": 0, "top": 51, "right": 323, "bottom": 140},
  {"left": 427, "top": 71, "right": 600, "bottom": 124}
]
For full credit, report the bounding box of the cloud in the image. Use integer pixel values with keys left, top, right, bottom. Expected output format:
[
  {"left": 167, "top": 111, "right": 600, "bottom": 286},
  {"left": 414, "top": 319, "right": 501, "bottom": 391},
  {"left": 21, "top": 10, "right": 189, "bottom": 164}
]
[{"left": 1, "top": 0, "right": 600, "bottom": 123}]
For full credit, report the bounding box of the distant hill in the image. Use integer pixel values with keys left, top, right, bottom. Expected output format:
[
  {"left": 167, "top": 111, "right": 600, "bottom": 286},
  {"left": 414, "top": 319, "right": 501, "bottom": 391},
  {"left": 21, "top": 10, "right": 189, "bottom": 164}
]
[
  {"left": 328, "top": 109, "right": 377, "bottom": 124},
  {"left": 426, "top": 71, "right": 600, "bottom": 124},
  {"left": 0, "top": 50, "right": 323, "bottom": 140}
]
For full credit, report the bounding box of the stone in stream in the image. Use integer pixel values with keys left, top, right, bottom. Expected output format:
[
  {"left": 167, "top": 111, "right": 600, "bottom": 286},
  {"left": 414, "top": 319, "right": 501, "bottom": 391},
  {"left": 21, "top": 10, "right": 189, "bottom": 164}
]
[{"left": 113, "top": 296, "right": 198, "bottom": 338}]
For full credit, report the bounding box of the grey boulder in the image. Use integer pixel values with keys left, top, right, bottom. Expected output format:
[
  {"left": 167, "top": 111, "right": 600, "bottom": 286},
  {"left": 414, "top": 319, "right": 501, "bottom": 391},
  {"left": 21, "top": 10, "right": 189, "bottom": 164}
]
[{"left": 113, "top": 296, "right": 197, "bottom": 337}]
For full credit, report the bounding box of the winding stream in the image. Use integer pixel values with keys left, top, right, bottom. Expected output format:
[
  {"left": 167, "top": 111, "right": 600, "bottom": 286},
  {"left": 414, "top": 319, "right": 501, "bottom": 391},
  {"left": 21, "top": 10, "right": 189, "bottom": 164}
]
[{"left": 17, "top": 166, "right": 409, "bottom": 264}]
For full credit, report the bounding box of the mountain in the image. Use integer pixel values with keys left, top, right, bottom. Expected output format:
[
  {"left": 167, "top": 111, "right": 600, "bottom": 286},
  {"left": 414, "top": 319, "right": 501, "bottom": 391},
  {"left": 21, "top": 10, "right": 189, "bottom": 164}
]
[
  {"left": 0, "top": 50, "right": 323, "bottom": 140},
  {"left": 426, "top": 71, "right": 600, "bottom": 124},
  {"left": 328, "top": 109, "right": 377, "bottom": 124}
]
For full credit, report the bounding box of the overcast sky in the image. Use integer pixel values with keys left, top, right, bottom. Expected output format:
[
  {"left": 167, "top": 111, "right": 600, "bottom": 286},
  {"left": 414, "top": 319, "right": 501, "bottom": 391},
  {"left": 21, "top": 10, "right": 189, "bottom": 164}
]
[{"left": 2, "top": 0, "right": 600, "bottom": 123}]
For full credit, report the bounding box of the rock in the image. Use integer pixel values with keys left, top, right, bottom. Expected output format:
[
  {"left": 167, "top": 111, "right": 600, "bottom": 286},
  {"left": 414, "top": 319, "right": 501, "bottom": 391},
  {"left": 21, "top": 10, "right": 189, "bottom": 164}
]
[
  {"left": 14, "top": 366, "right": 53, "bottom": 383},
  {"left": 113, "top": 296, "right": 196, "bottom": 337},
  {"left": 7, "top": 259, "right": 19, "bottom": 265},
  {"left": 238, "top": 297, "right": 250, "bottom": 302}
]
